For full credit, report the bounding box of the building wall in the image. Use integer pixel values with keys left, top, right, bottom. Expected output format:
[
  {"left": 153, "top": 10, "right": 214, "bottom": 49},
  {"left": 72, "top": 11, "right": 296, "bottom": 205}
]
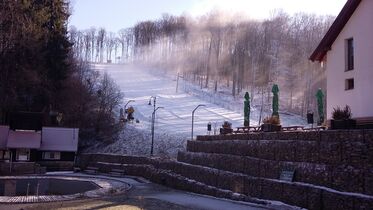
[
  {"left": 40, "top": 127, "right": 79, "bottom": 152},
  {"left": 36, "top": 151, "right": 75, "bottom": 161},
  {"left": 0, "top": 126, "right": 9, "bottom": 149},
  {"left": 326, "top": 0, "right": 373, "bottom": 120}
]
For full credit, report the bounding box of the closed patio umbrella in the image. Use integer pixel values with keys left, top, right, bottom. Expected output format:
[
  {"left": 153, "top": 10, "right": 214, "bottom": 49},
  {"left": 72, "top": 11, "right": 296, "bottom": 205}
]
[
  {"left": 244, "top": 92, "right": 250, "bottom": 126},
  {"left": 316, "top": 88, "right": 325, "bottom": 124},
  {"left": 272, "top": 84, "right": 279, "bottom": 117}
]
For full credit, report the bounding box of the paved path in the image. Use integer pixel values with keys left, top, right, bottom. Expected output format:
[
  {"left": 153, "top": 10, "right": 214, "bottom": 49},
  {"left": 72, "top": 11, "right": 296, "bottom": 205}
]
[{"left": 0, "top": 172, "right": 276, "bottom": 210}]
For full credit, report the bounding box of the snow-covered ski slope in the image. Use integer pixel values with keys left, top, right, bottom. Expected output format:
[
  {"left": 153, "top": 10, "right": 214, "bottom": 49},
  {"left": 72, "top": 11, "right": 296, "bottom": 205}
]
[{"left": 93, "top": 63, "right": 306, "bottom": 139}]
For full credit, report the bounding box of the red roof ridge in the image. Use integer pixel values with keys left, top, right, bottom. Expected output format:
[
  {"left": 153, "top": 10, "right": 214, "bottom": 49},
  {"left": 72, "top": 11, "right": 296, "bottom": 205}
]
[{"left": 309, "top": 0, "right": 362, "bottom": 62}]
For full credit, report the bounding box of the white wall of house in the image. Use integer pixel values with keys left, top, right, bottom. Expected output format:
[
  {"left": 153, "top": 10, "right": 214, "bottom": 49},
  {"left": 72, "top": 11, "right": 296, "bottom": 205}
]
[
  {"left": 326, "top": 0, "right": 373, "bottom": 120},
  {"left": 40, "top": 127, "right": 79, "bottom": 152}
]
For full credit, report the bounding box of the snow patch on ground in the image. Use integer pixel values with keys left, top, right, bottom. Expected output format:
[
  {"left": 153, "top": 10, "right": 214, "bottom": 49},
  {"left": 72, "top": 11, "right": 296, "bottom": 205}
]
[
  {"left": 86, "top": 123, "right": 186, "bottom": 158},
  {"left": 88, "top": 64, "right": 307, "bottom": 157}
]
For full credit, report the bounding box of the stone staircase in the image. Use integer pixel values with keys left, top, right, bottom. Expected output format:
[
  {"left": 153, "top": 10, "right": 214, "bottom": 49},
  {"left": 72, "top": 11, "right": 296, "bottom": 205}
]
[{"left": 78, "top": 129, "right": 373, "bottom": 210}]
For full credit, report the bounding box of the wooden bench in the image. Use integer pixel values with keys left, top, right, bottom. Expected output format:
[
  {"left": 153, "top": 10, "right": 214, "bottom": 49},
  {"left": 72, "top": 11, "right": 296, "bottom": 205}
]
[
  {"left": 84, "top": 166, "right": 99, "bottom": 174},
  {"left": 234, "top": 126, "right": 261, "bottom": 133},
  {"left": 302, "top": 126, "right": 326, "bottom": 131},
  {"left": 282, "top": 126, "right": 304, "bottom": 131}
]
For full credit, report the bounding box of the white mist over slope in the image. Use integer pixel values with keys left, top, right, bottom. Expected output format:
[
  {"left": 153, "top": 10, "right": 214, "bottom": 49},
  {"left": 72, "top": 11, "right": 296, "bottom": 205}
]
[{"left": 88, "top": 63, "right": 307, "bottom": 157}]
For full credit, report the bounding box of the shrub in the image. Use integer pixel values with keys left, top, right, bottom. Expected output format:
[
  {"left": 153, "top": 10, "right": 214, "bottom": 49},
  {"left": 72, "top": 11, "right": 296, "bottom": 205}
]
[
  {"left": 263, "top": 116, "right": 280, "bottom": 125},
  {"left": 332, "top": 105, "right": 352, "bottom": 120},
  {"left": 222, "top": 121, "right": 232, "bottom": 128}
]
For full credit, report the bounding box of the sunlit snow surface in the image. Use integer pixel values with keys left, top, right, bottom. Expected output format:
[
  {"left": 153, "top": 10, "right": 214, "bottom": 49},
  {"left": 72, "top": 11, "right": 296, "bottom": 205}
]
[
  {"left": 90, "top": 63, "right": 307, "bottom": 156},
  {"left": 94, "top": 64, "right": 304, "bottom": 135}
]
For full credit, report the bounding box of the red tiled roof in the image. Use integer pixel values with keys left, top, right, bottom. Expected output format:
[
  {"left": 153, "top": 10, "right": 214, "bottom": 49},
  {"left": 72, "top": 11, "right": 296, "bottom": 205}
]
[{"left": 309, "top": 0, "right": 362, "bottom": 62}]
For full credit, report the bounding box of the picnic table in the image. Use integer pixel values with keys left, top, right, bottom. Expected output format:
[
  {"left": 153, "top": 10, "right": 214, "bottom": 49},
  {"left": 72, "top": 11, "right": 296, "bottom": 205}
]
[
  {"left": 234, "top": 126, "right": 261, "bottom": 133},
  {"left": 231, "top": 125, "right": 326, "bottom": 134},
  {"left": 302, "top": 126, "right": 326, "bottom": 131},
  {"left": 281, "top": 126, "right": 304, "bottom": 131}
]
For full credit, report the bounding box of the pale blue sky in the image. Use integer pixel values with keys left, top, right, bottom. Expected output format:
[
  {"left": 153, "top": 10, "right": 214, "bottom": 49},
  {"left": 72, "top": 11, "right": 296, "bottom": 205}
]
[{"left": 69, "top": 0, "right": 347, "bottom": 32}]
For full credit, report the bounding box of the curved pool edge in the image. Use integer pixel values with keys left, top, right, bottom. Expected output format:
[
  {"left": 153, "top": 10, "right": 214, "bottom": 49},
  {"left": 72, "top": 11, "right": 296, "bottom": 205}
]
[{"left": 0, "top": 175, "right": 132, "bottom": 204}]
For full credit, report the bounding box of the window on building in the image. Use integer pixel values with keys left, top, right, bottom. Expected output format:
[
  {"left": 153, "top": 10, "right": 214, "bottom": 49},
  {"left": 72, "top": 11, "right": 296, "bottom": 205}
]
[
  {"left": 345, "top": 78, "right": 354, "bottom": 90},
  {"left": 3, "top": 151, "right": 10, "bottom": 159},
  {"left": 0, "top": 151, "right": 9, "bottom": 160},
  {"left": 16, "top": 149, "right": 30, "bottom": 161},
  {"left": 43, "top": 152, "right": 61, "bottom": 160},
  {"left": 346, "top": 38, "right": 354, "bottom": 71}
]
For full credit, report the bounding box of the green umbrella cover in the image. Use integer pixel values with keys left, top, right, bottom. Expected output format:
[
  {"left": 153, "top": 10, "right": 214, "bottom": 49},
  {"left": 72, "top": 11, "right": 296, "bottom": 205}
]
[
  {"left": 244, "top": 92, "right": 250, "bottom": 126},
  {"left": 272, "top": 84, "right": 279, "bottom": 117},
  {"left": 316, "top": 88, "right": 325, "bottom": 124}
]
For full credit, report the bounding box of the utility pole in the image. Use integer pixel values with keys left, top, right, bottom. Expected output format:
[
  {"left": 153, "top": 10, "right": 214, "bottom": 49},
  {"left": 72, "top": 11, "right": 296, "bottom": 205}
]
[
  {"left": 149, "top": 96, "right": 164, "bottom": 156},
  {"left": 150, "top": 106, "right": 163, "bottom": 156}
]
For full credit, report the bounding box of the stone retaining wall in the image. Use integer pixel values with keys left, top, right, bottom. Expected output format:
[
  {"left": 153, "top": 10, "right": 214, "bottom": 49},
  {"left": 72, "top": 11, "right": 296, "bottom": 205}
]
[
  {"left": 38, "top": 161, "right": 74, "bottom": 171},
  {"left": 0, "top": 162, "right": 45, "bottom": 175},
  {"left": 190, "top": 131, "right": 373, "bottom": 170},
  {"left": 178, "top": 151, "right": 372, "bottom": 195},
  {"left": 187, "top": 130, "right": 373, "bottom": 196},
  {"left": 197, "top": 129, "right": 373, "bottom": 142},
  {"left": 78, "top": 153, "right": 373, "bottom": 210}
]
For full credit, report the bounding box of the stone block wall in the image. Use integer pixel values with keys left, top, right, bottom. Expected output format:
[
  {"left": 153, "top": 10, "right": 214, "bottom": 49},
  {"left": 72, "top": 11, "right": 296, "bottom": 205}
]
[
  {"left": 193, "top": 130, "right": 373, "bottom": 168},
  {"left": 187, "top": 129, "right": 373, "bottom": 196},
  {"left": 77, "top": 153, "right": 150, "bottom": 169},
  {"left": 178, "top": 151, "right": 371, "bottom": 195},
  {"left": 78, "top": 153, "right": 373, "bottom": 210},
  {"left": 0, "top": 162, "right": 44, "bottom": 175},
  {"left": 187, "top": 140, "right": 322, "bottom": 164},
  {"left": 38, "top": 161, "right": 74, "bottom": 171},
  {"left": 76, "top": 130, "right": 373, "bottom": 209}
]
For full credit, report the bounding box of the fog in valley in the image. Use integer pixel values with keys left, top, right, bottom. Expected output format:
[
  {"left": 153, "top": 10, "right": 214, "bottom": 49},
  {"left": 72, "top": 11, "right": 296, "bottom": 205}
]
[{"left": 69, "top": 10, "right": 333, "bottom": 119}]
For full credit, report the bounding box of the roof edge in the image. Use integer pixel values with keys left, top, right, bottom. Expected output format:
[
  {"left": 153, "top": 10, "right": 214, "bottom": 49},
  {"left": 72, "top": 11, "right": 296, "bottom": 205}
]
[{"left": 309, "top": 0, "right": 362, "bottom": 62}]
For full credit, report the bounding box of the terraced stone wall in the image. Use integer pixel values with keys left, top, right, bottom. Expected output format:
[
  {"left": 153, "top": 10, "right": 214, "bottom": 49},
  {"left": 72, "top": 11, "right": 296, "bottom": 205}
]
[
  {"left": 77, "top": 153, "right": 373, "bottom": 210},
  {"left": 189, "top": 129, "right": 373, "bottom": 195}
]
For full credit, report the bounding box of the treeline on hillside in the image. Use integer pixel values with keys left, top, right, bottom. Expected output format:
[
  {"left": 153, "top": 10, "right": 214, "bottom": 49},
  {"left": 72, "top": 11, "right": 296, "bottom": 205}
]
[
  {"left": 0, "top": 0, "right": 122, "bottom": 143},
  {"left": 71, "top": 11, "right": 333, "bottom": 116}
]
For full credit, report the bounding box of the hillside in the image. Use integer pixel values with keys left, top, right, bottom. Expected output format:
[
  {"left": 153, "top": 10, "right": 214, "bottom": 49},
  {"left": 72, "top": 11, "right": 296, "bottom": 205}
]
[{"left": 86, "top": 63, "right": 307, "bottom": 157}]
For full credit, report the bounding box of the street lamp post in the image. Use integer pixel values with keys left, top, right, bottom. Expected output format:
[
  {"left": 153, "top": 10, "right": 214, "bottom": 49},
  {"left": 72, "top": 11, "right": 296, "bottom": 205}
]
[
  {"left": 150, "top": 106, "right": 163, "bottom": 156},
  {"left": 148, "top": 96, "right": 156, "bottom": 126},
  {"left": 148, "top": 96, "right": 156, "bottom": 138},
  {"left": 148, "top": 96, "right": 156, "bottom": 111},
  {"left": 191, "top": 104, "right": 206, "bottom": 140},
  {"left": 148, "top": 96, "right": 157, "bottom": 155}
]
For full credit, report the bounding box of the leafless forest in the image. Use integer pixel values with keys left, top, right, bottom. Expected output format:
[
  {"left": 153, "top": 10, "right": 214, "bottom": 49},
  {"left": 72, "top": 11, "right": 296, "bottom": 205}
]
[
  {"left": 1, "top": 0, "right": 123, "bottom": 143},
  {"left": 69, "top": 11, "right": 334, "bottom": 117}
]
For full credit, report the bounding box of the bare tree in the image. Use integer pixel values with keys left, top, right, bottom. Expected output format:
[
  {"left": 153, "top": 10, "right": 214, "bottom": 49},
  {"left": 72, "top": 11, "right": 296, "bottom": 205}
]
[
  {"left": 68, "top": 10, "right": 334, "bottom": 116},
  {"left": 96, "top": 28, "right": 106, "bottom": 63}
]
